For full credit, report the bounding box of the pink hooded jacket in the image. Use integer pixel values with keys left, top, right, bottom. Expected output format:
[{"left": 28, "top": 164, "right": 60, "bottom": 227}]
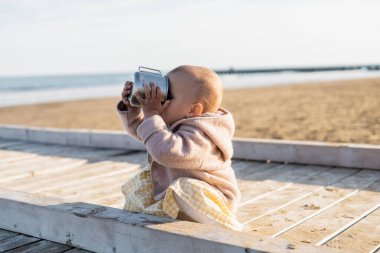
[{"left": 116, "top": 101, "right": 241, "bottom": 212}]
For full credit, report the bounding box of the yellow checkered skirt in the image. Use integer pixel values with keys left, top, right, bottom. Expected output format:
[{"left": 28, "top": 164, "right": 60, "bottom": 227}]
[{"left": 121, "top": 165, "right": 242, "bottom": 231}]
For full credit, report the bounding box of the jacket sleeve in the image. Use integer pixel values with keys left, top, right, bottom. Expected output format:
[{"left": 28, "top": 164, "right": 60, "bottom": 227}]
[
  {"left": 136, "top": 115, "right": 210, "bottom": 169},
  {"left": 116, "top": 100, "right": 144, "bottom": 141}
]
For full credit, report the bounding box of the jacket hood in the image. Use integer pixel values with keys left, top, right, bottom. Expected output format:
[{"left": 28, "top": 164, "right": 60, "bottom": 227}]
[{"left": 168, "top": 107, "right": 235, "bottom": 161}]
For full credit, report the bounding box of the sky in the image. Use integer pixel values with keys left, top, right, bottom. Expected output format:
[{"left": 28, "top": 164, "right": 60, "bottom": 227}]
[{"left": 0, "top": 0, "right": 380, "bottom": 76}]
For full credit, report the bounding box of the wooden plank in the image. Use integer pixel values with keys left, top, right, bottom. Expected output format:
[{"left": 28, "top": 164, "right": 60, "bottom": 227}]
[
  {"left": 0, "top": 125, "right": 145, "bottom": 151},
  {"left": 5, "top": 152, "right": 146, "bottom": 191},
  {"left": 4, "top": 239, "right": 73, "bottom": 253},
  {"left": 232, "top": 160, "right": 279, "bottom": 178},
  {"left": 63, "top": 164, "right": 140, "bottom": 204},
  {"left": 88, "top": 171, "right": 142, "bottom": 201},
  {"left": 240, "top": 168, "right": 360, "bottom": 233},
  {"left": 91, "top": 194, "right": 125, "bottom": 208},
  {"left": 10, "top": 162, "right": 132, "bottom": 193},
  {"left": 279, "top": 178, "right": 380, "bottom": 246},
  {"left": 0, "top": 229, "right": 19, "bottom": 241},
  {"left": 320, "top": 205, "right": 380, "bottom": 253},
  {"left": 0, "top": 155, "right": 66, "bottom": 170},
  {"left": 240, "top": 168, "right": 360, "bottom": 228},
  {"left": 3, "top": 160, "right": 111, "bottom": 188},
  {"left": 316, "top": 202, "right": 380, "bottom": 246},
  {"left": 61, "top": 169, "right": 140, "bottom": 202},
  {"left": 48, "top": 166, "right": 140, "bottom": 199},
  {"left": 0, "top": 234, "right": 40, "bottom": 252},
  {"left": 0, "top": 143, "right": 51, "bottom": 154},
  {"left": 0, "top": 140, "right": 28, "bottom": 149},
  {"left": 237, "top": 164, "right": 328, "bottom": 208},
  {"left": 0, "top": 127, "right": 28, "bottom": 141},
  {"left": 268, "top": 170, "right": 379, "bottom": 237},
  {"left": 0, "top": 154, "right": 39, "bottom": 166},
  {"left": 0, "top": 157, "right": 88, "bottom": 184},
  {"left": 0, "top": 156, "right": 87, "bottom": 176},
  {"left": 0, "top": 141, "right": 31, "bottom": 150},
  {"left": 1, "top": 125, "right": 380, "bottom": 169},
  {"left": 64, "top": 248, "right": 93, "bottom": 253},
  {"left": 237, "top": 166, "right": 342, "bottom": 224},
  {"left": 2, "top": 142, "right": 128, "bottom": 162},
  {"left": 0, "top": 149, "right": 32, "bottom": 159},
  {"left": 233, "top": 137, "right": 380, "bottom": 170},
  {"left": 0, "top": 188, "right": 341, "bottom": 253}
]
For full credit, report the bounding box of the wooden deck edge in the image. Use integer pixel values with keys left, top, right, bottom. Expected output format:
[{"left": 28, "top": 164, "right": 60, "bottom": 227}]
[
  {"left": 233, "top": 137, "right": 380, "bottom": 170},
  {"left": 0, "top": 124, "right": 379, "bottom": 170},
  {"left": 0, "top": 124, "right": 145, "bottom": 151},
  {"left": 0, "top": 188, "right": 340, "bottom": 253}
]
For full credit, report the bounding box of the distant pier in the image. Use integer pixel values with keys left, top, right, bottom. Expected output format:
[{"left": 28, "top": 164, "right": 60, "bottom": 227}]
[{"left": 215, "top": 64, "right": 380, "bottom": 75}]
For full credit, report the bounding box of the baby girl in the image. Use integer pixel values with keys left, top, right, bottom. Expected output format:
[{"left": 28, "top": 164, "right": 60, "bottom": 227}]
[{"left": 116, "top": 65, "right": 242, "bottom": 230}]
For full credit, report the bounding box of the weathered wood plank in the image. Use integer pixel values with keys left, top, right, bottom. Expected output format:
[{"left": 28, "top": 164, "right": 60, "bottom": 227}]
[
  {"left": 4, "top": 239, "right": 73, "bottom": 253},
  {"left": 0, "top": 126, "right": 145, "bottom": 151},
  {"left": 232, "top": 160, "right": 279, "bottom": 178},
  {"left": 2, "top": 126, "right": 380, "bottom": 169},
  {"left": 0, "top": 155, "right": 50, "bottom": 168},
  {"left": 61, "top": 170, "right": 140, "bottom": 203},
  {"left": 237, "top": 164, "right": 329, "bottom": 207},
  {"left": 9, "top": 161, "right": 128, "bottom": 192},
  {"left": 0, "top": 155, "right": 84, "bottom": 171},
  {"left": 0, "top": 188, "right": 341, "bottom": 253},
  {"left": 272, "top": 170, "right": 380, "bottom": 237},
  {"left": 0, "top": 146, "right": 34, "bottom": 158},
  {"left": 0, "top": 229, "right": 19, "bottom": 241},
  {"left": 0, "top": 234, "right": 40, "bottom": 252},
  {"left": 5, "top": 152, "right": 145, "bottom": 192},
  {"left": 0, "top": 140, "right": 26, "bottom": 149},
  {"left": 233, "top": 137, "right": 380, "bottom": 170},
  {"left": 243, "top": 169, "right": 378, "bottom": 236},
  {"left": 65, "top": 163, "right": 139, "bottom": 205},
  {"left": 3, "top": 142, "right": 128, "bottom": 162},
  {"left": 0, "top": 139, "right": 29, "bottom": 150},
  {"left": 0, "top": 127, "right": 28, "bottom": 141},
  {"left": 45, "top": 166, "right": 140, "bottom": 199},
  {"left": 5, "top": 144, "right": 145, "bottom": 167},
  {"left": 3, "top": 160, "right": 105, "bottom": 187},
  {"left": 0, "top": 158, "right": 88, "bottom": 184},
  {"left": 0, "top": 154, "right": 39, "bottom": 166},
  {"left": 92, "top": 194, "right": 125, "bottom": 208},
  {"left": 322, "top": 205, "right": 380, "bottom": 253},
  {"left": 63, "top": 248, "right": 94, "bottom": 253},
  {"left": 279, "top": 179, "right": 380, "bottom": 246}
]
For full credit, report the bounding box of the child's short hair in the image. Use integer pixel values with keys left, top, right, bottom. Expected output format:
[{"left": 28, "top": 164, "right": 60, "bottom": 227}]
[{"left": 169, "top": 65, "right": 223, "bottom": 112}]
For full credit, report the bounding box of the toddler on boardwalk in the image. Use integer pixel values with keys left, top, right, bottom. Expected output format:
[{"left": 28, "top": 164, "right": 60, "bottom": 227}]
[{"left": 117, "top": 65, "right": 242, "bottom": 230}]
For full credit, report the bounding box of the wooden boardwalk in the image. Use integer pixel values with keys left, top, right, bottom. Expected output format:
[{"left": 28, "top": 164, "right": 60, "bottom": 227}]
[
  {"left": 0, "top": 228, "right": 92, "bottom": 252},
  {"left": 0, "top": 137, "right": 379, "bottom": 252}
]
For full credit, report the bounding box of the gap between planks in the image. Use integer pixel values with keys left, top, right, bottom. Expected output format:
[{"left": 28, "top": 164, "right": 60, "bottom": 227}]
[
  {"left": 241, "top": 168, "right": 360, "bottom": 225},
  {"left": 316, "top": 201, "right": 380, "bottom": 246},
  {"left": 271, "top": 177, "right": 380, "bottom": 238}
]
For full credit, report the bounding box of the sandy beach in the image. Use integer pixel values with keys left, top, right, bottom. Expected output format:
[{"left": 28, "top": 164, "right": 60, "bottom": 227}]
[{"left": 0, "top": 77, "right": 379, "bottom": 145}]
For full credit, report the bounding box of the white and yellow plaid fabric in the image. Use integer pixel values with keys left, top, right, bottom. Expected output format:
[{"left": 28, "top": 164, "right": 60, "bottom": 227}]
[{"left": 121, "top": 165, "right": 242, "bottom": 231}]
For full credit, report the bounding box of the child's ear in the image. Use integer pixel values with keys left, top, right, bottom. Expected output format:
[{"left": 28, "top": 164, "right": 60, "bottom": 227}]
[{"left": 186, "top": 103, "right": 203, "bottom": 117}]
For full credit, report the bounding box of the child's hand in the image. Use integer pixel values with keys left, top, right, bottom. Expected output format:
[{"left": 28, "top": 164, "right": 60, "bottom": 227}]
[
  {"left": 136, "top": 81, "right": 163, "bottom": 119},
  {"left": 121, "top": 81, "right": 137, "bottom": 108}
]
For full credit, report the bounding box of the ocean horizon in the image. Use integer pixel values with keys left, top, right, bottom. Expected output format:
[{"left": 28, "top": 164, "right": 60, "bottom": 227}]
[{"left": 1, "top": 70, "right": 380, "bottom": 108}]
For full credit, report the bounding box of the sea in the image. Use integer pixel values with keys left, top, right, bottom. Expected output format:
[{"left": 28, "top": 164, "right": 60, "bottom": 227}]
[{"left": 1, "top": 70, "right": 380, "bottom": 108}]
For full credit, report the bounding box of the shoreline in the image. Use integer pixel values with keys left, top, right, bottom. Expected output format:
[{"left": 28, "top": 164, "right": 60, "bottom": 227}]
[
  {"left": 0, "top": 77, "right": 379, "bottom": 145},
  {"left": 2, "top": 70, "right": 380, "bottom": 108}
]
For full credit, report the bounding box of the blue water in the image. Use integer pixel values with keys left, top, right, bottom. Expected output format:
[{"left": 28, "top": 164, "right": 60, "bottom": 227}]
[
  {"left": 1, "top": 70, "right": 380, "bottom": 107},
  {"left": 0, "top": 73, "right": 133, "bottom": 93}
]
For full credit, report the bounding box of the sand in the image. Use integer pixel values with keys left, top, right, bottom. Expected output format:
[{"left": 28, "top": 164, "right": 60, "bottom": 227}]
[{"left": 0, "top": 77, "right": 379, "bottom": 145}]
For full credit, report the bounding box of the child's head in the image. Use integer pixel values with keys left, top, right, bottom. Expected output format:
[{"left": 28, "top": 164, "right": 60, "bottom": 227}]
[{"left": 161, "top": 65, "right": 223, "bottom": 126}]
